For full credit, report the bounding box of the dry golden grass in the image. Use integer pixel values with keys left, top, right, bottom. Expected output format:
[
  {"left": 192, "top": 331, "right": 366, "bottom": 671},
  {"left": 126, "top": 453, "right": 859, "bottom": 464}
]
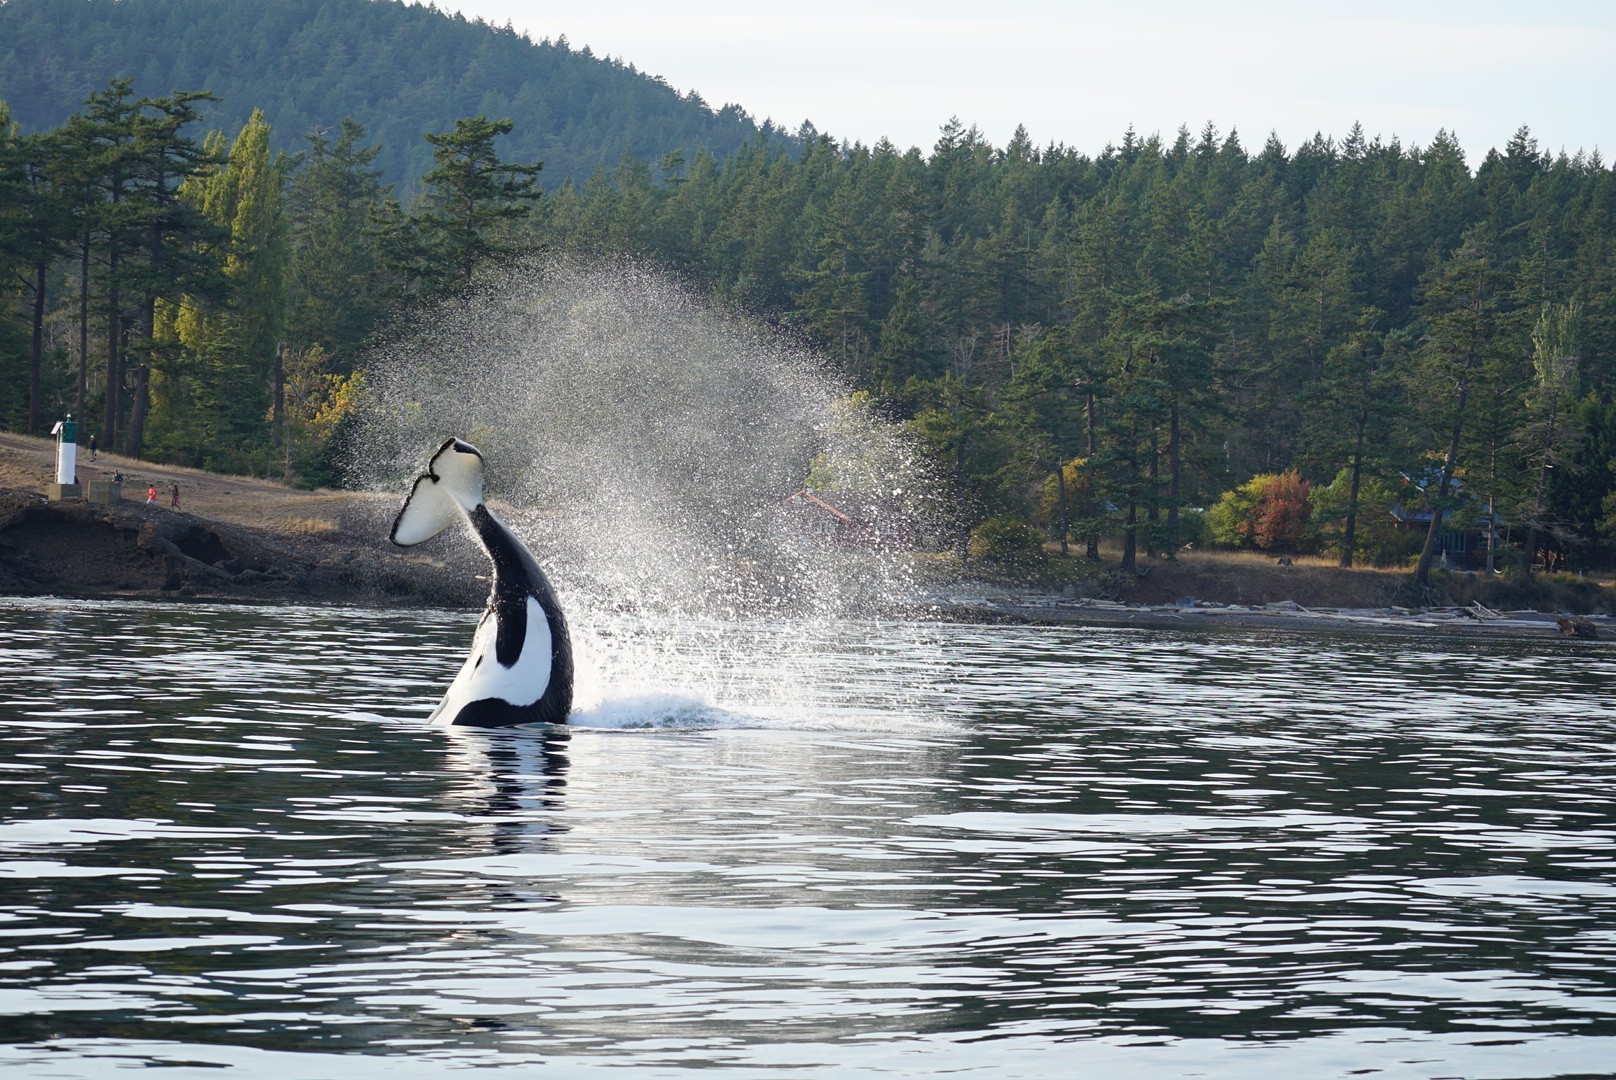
[
  {"left": 0, "top": 431, "right": 380, "bottom": 539},
  {"left": 269, "top": 516, "right": 341, "bottom": 538},
  {"left": 1115, "top": 549, "right": 1398, "bottom": 608}
]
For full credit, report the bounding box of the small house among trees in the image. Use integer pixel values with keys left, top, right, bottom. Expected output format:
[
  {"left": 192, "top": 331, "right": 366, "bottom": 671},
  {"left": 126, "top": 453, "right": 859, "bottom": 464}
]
[
  {"left": 783, "top": 488, "right": 913, "bottom": 550},
  {"left": 1390, "top": 472, "right": 1501, "bottom": 571},
  {"left": 784, "top": 488, "right": 863, "bottom": 547}
]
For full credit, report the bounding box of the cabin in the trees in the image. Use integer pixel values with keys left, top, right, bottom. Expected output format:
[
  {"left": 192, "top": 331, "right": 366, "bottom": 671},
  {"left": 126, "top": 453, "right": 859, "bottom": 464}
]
[
  {"left": 1390, "top": 471, "right": 1502, "bottom": 571},
  {"left": 783, "top": 488, "right": 910, "bottom": 549}
]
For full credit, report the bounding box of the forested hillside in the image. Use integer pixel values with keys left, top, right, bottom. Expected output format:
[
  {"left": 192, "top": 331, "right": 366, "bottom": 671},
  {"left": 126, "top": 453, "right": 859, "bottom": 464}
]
[
  {"left": 0, "top": 0, "right": 795, "bottom": 192},
  {"left": 5, "top": 1, "right": 1616, "bottom": 582}
]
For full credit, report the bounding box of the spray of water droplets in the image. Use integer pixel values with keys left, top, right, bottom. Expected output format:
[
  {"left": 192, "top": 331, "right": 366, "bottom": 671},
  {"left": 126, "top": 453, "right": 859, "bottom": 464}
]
[{"left": 345, "top": 256, "right": 949, "bottom": 725}]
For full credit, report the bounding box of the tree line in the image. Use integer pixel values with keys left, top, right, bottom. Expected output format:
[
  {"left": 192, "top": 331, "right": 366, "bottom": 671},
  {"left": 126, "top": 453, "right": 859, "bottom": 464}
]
[
  {"left": 530, "top": 120, "right": 1616, "bottom": 580},
  {"left": 6, "top": 75, "right": 1616, "bottom": 579},
  {"left": 0, "top": 79, "right": 541, "bottom": 483}
]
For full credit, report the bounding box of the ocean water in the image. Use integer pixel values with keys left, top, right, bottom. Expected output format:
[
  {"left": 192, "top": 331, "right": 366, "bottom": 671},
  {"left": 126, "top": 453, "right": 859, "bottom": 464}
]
[{"left": 1, "top": 597, "right": 1614, "bottom": 1077}]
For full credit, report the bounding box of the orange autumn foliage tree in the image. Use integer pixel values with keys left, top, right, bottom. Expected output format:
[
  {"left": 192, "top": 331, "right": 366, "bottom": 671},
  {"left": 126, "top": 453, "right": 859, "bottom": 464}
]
[
  {"left": 1253, "top": 470, "right": 1313, "bottom": 552},
  {"left": 1207, "top": 470, "right": 1316, "bottom": 553}
]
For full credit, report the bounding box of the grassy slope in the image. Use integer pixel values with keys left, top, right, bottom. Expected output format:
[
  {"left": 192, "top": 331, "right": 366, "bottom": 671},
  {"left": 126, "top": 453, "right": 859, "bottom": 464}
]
[{"left": 0, "top": 430, "right": 378, "bottom": 540}]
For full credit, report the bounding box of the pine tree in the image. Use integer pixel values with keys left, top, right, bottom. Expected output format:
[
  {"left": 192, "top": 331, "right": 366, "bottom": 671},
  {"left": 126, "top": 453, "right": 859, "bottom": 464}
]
[
  {"left": 1410, "top": 228, "right": 1506, "bottom": 585},
  {"left": 415, "top": 115, "right": 541, "bottom": 294},
  {"left": 72, "top": 78, "right": 147, "bottom": 452},
  {"left": 121, "top": 86, "right": 226, "bottom": 458},
  {"left": 285, "top": 119, "right": 394, "bottom": 370},
  {"left": 149, "top": 110, "right": 286, "bottom": 469},
  {"left": 1299, "top": 313, "right": 1403, "bottom": 566},
  {"left": 1517, "top": 299, "right": 1581, "bottom": 574},
  {"left": 0, "top": 110, "right": 75, "bottom": 433}
]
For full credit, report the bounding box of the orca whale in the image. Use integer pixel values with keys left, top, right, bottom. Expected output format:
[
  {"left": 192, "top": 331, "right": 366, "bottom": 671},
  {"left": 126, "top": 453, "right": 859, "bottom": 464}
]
[{"left": 391, "top": 438, "right": 573, "bottom": 727}]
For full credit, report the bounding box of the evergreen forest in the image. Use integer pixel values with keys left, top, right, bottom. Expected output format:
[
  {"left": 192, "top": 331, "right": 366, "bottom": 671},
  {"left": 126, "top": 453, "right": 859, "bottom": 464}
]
[{"left": 5, "top": 0, "right": 1616, "bottom": 582}]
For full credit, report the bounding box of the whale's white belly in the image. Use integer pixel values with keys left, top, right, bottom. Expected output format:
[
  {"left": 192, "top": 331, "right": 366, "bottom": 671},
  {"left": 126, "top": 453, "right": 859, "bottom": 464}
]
[{"left": 429, "top": 596, "right": 553, "bottom": 724}]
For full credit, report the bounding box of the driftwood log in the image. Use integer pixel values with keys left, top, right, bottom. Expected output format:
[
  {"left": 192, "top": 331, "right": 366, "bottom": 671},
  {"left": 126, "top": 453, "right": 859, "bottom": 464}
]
[{"left": 1557, "top": 615, "right": 1599, "bottom": 639}]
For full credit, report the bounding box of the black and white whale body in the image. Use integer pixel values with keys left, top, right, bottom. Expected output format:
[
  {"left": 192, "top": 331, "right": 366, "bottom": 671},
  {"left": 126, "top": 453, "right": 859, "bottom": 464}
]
[{"left": 391, "top": 438, "right": 573, "bottom": 727}]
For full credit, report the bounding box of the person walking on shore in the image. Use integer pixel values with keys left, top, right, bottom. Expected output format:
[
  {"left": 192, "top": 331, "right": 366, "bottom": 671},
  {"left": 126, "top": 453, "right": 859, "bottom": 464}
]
[
  {"left": 170, "top": 483, "right": 180, "bottom": 510},
  {"left": 146, "top": 484, "right": 157, "bottom": 506}
]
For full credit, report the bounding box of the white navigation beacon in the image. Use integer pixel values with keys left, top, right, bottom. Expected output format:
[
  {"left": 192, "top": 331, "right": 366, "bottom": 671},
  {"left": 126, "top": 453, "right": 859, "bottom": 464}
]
[{"left": 49, "top": 415, "right": 78, "bottom": 489}]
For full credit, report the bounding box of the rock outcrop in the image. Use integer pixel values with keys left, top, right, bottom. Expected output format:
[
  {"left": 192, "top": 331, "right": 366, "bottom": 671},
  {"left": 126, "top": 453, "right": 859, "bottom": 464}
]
[{"left": 0, "top": 488, "right": 481, "bottom": 608}]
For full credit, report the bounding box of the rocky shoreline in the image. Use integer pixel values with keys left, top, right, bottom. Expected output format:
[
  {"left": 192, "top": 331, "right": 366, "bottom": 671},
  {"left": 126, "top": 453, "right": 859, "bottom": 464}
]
[
  {"left": 1, "top": 472, "right": 1611, "bottom": 644},
  {"left": 0, "top": 486, "right": 482, "bottom": 609}
]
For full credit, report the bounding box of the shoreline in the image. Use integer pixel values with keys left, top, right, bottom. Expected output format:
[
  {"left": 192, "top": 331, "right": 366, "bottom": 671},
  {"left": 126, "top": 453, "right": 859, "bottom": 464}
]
[
  {"left": 0, "top": 484, "right": 484, "bottom": 611},
  {"left": 3, "top": 582, "right": 1604, "bottom": 646},
  {"left": 0, "top": 490, "right": 1609, "bottom": 643},
  {"left": 921, "top": 595, "right": 1614, "bottom": 643},
  {"left": 3, "top": 428, "right": 1611, "bottom": 643}
]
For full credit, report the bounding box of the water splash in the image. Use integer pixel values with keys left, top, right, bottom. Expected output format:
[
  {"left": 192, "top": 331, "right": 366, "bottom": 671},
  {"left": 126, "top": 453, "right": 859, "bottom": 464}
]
[{"left": 345, "top": 256, "right": 944, "bottom": 724}]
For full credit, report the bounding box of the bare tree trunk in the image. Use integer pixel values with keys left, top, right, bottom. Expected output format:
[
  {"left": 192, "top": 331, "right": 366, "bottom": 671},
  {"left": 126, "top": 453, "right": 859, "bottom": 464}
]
[
  {"left": 126, "top": 361, "right": 150, "bottom": 460},
  {"left": 1167, "top": 405, "right": 1181, "bottom": 550},
  {"left": 954, "top": 439, "right": 967, "bottom": 565},
  {"left": 28, "top": 262, "right": 46, "bottom": 436},
  {"left": 1121, "top": 501, "right": 1138, "bottom": 572},
  {"left": 275, "top": 342, "right": 290, "bottom": 482},
  {"left": 1146, "top": 428, "right": 1160, "bottom": 557},
  {"left": 1519, "top": 505, "right": 1544, "bottom": 576},
  {"left": 77, "top": 235, "right": 90, "bottom": 420},
  {"left": 101, "top": 266, "right": 122, "bottom": 452},
  {"left": 124, "top": 292, "right": 159, "bottom": 460},
  {"left": 1340, "top": 404, "right": 1368, "bottom": 568},
  {"left": 1085, "top": 385, "right": 1098, "bottom": 457},
  {"left": 1053, "top": 462, "right": 1069, "bottom": 557},
  {"left": 1084, "top": 383, "right": 1099, "bottom": 560},
  {"left": 1518, "top": 398, "right": 1561, "bottom": 578},
  {"left": 1415, "top": 404, "right": 1467, "bottom": 586}
]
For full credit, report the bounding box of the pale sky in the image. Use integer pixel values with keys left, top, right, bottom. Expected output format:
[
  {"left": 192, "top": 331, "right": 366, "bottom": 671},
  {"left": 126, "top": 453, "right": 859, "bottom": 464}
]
[{"left": 440, "top": 0, "right": 1614, "bottom": 163}]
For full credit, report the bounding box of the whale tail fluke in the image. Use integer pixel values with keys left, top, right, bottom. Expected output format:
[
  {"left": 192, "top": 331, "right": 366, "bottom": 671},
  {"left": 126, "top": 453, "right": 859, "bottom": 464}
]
[
  {"left": 392, "top": 436, "right": 572, "bottom": 727},
  {"left": 391, "top": 438, "right": 486, "bottom": 547}
]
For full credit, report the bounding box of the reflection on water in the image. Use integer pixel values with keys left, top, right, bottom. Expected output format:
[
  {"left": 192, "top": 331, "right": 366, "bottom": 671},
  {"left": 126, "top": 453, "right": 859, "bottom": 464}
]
[{"left": 0, "top": 598, "right": 1614, "bottom": 1076}]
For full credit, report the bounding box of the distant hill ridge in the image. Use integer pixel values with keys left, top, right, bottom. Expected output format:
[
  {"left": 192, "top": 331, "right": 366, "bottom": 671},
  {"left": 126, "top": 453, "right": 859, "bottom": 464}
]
[{"left": 0, "top": 0, "right": 801, "bottom": 192}]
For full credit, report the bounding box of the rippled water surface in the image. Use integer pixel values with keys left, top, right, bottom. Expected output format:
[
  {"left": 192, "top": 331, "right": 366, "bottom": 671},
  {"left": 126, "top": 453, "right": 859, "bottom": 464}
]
[{"left": 2, "top": 598, "right": 1615, "bottom": 1077}]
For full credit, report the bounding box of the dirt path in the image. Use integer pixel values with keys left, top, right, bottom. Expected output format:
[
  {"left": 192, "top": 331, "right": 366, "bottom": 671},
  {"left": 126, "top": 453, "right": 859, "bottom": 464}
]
[{"left": 0, "top": 430, "right": 367, "bottom": 528}]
